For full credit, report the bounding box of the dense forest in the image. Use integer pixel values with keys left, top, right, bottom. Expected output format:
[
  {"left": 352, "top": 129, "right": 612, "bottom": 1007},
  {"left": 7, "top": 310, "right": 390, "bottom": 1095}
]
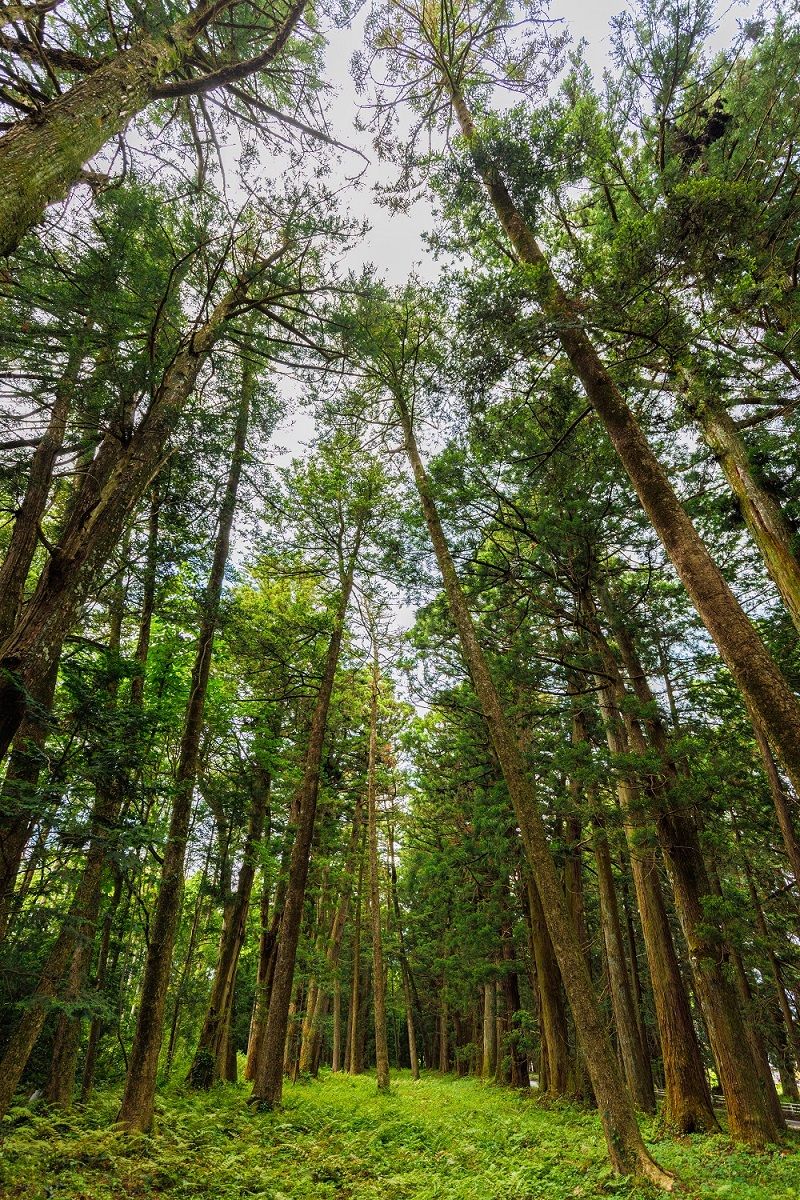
[{"left": 1, "top": 0, "right": 800, "bottom": 1196}]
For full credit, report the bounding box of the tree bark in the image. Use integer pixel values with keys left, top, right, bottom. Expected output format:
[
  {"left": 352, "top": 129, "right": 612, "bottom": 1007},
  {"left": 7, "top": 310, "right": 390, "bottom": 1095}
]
[
  {"left": 249, "top": 552, "right": 359, "bottom": 1109},
  {"left": 449, "top": 86, "right": 800, "bottom": 812},
  {"left": 392, "top": 387, "right": 673, "bottom": 1188},
  {"left": 0, "top": 0, "right": 308, "bottom": 256},
  {"left": 366, "top": 629, "right": 390, "bottom": 1092},
  {"left": 0, "top": 268, "right": 265, "bottom": 764},
  {"left": 595, "top": 594, "right": 784, "bottom": 1142},
  {"left": 117, "top": 369, "right": 251, "bottom": 1131}
]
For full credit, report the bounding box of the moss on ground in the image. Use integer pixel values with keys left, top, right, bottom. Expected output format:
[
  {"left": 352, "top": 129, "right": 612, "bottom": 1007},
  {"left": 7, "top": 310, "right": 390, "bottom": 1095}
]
[{"left": 0, "top": 1070, "right": 798, "bottom": 1199}]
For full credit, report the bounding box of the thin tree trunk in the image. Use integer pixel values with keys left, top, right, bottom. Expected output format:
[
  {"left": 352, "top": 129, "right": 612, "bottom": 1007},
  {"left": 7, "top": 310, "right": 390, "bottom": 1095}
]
[
  {"left": 525, "top": 875, "right": 569, "bottom": 1097},
  {"left": 482, "top": 980, "right": 497, "bottom": 1080},
  {"left": 249, "top": 546, "right": 360, "bottom": 1109},
  {"left": 298, "top": 790, "right": 363, "bottom": 1075},
  {"left": 117, "top": 372, "right": 251, "bottom": 1131},
  {"left": 592, "top": 814, "right": 655, "bottom": 1113},
  {"left": 187, "top": 708, "right": 276, "bottom": 1088},
  {"left": 392, "top": 386, "right": 673, "bottom": 1187},
  {"left": 348, "top": 846, "right": 365, "bottom": 1076},
  {"left": 365, "top": 626, "right": 390, "bottom": 1092}
]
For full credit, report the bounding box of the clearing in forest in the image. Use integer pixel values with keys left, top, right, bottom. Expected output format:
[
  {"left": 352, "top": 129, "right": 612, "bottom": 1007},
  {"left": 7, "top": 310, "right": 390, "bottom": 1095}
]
[{"left": 0, "top": 1071, "right": 798, "bottom": 1200}]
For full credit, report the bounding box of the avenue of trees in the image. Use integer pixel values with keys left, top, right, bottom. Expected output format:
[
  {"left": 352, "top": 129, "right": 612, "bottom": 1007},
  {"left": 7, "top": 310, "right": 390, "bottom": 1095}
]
[{"left": 1, "top": 0, "right": 799, "bottom": 1190}]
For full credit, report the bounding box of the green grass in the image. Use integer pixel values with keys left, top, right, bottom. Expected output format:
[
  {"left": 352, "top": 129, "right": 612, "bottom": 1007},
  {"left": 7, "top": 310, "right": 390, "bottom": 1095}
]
[{"left": 0, "top": 1071, "right": 798, "bottom": 1199}]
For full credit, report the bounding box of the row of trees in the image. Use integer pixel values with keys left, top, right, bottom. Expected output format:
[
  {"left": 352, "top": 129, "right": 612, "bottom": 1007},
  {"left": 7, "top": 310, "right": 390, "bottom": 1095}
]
[{"left": 1, "top": 0, "right": 799, "bottom": 1191}]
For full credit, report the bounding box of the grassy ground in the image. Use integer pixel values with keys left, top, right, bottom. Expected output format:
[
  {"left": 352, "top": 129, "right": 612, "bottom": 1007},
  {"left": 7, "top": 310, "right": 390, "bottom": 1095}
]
[{"left": 0, "top": 1070, "right": 798, "bottom": 1200}]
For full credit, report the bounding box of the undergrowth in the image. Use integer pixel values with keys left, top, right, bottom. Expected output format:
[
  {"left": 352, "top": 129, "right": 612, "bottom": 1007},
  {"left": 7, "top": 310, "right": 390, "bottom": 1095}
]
[{"left": 0, "top": 1070, "right": 798, "bottom": 1199}]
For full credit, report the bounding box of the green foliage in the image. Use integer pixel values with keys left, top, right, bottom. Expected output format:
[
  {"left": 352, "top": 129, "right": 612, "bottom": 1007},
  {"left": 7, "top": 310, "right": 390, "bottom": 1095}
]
[{"left": 2, "top": 1072, "right": 799, "bottom": 1199}]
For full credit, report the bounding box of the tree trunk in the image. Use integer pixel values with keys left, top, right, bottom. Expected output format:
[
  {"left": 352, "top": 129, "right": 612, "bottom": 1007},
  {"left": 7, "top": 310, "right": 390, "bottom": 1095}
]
[
  {"left": 597, "top": 597, "right": 785, "bottom": 1142},
  {"left": 525, "top": 875, "right": 569, "bottom": 1097},
  {"left": 449, "top": 86, "right": 800, "bottom": 813},
  {"left": 0, "top": 270, "right": 263, "bottom": 764},
  {"left": 686, "top": 381, "right": 800, "bottom": 634},
  {"left": 392, "top": 387, "right": 673, "bottom": 1188},
  {"left": 592, "top": 815, "right": 655, "bottom": 1113},
  {"left": 187, "top": 713, "right": 276, "bottom": 1088},
  {"left": 117, "top": 370, "right": 251, "bottom": 1131},
  {"left": 0, "top": 1, "right": 308, "bottom": 256},
  {"left": 482, "top": 980, "right": 497, "bottom": 1080},
  {"left": 0, "top": 784, "right": 119, "bottom": 1118},
  {"left": 249, "top": 552, "right": 359, "bottom": 1109},
  {"left": 299, "top": 790, "right": 363, "bottom": 1075},
  {"left": 581, "top": 635, "right": 717, "bottom": 1133},
  {"left": 0, "top": 655, "right": 60, "bottom": 940},
  {"left": 366, "top": 629, "right": 390, "bottom": 1092}
]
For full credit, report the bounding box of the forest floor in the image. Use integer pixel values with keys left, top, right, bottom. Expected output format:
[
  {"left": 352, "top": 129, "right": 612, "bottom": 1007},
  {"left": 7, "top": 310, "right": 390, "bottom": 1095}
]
[{"left": 0, "top": 1070, "right": 798, "bottom": 1200}]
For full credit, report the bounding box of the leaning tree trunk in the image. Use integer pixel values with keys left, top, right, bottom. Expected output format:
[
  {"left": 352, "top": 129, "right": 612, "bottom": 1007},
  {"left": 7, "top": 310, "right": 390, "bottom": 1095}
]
[
  {"left": 685, "top": 380, "right": 800, "bottom": 635},
  {"left": 250, "top": 553, "right": 359, "bottom": 1110},
  {"left": 392, "top": 387, "right": 673, "bottom": 1189},
  {"left": 448, "top": 86, "right": 800, "bottom": 814},
  {"left": 0, "top": 655, "right": 60, "bottom": 940},
  {"left": 0, "top": 266, "right": 265, "bottom": 764},
  {"left": 0, "top": 0, "right": 308, "bottom": 257},
  {"left": 117, "top": 370, "right": 251, "bottom": 1132},
  {"left": 0, "top": 783, "right": 119, "bottom": 1118}
]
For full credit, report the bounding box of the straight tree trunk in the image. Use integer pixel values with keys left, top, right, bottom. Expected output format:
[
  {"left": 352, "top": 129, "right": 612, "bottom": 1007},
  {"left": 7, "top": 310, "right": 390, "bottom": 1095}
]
[
  {"left": 298, "top": 790, "right": 363, "bottom": 1074},
  {"left": 117, "top": 371, "right": 251, "bottom": 1131},
  {"left": 366, "top": 628, "right": 390, "bottom": 1092},
  {"left": 250, "top": 548, "right": 359, "bottom": 1109},
  {"left": 579, "top": 646, "right": 717, "bottom": 1133},
  {"left": 595, "top": 594, "right": 784, "bottom": 1142},
  {"left": 482, "top": 980, "right": 497, "bottom": 1080},
  {"left": 525, "top": 875, "right": 570, "bottom": 1097},
  {"left": 392, "top": 387, "right": 673, "bottom": 1188},
  {"left": 592, "top": 814, "right": 655, "bottom": 1113},
  {"left": 187, "top": 705, "right": 277, "bottom": 1088}
]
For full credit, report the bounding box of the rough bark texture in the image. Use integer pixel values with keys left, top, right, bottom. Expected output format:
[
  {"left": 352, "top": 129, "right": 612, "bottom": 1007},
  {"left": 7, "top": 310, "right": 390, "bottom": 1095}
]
[
  {"left": 581, "top": 626, "right": 717, "bottom": 1133},
  {"left": 0, "top": 786, "right": 118, "bottom": 1118},
  {"left": 117, "top": 374, "right": 250, "bottom": 1131},
  {"left": 366, "top": 640, "right": 390, "bottom": 1092},
  {"left": 0, "top": 0, "right": 308, "bottom": 256},
  {"left": 449, "top": 87, "right": 800, "bottom": 812},
  {"left": 597, "top": 599, "right": 784, "bottom": 1143},
  {"left": 0, "top": 276, "right": 254, "bottom": 764},
  {"left": 687, "top": 383, "right": 800, "bottom": 634},
  {"left": 592, "top": 816, "right": 656, "bottom": 1113},
  {"left": 249, "top": 559, "right": 358, "bottom": 1109},
  {"left": 394, "top": 389, "right": 673, "bottom": 1188},
  {"left": 526, "top": 875, "right": 569, "bottom": 1097}
]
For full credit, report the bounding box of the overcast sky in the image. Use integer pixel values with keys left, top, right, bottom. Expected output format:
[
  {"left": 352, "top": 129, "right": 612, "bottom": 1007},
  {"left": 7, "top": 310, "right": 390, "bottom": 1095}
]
[{"left": 314, "top": 0, "right": 757, "bottom": 284}]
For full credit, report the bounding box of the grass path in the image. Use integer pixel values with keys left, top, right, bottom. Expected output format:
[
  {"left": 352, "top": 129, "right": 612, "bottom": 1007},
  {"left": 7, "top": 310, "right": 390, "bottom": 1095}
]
[{"left": 1, "top": 1071, "right": 799, "bottom": 1199}]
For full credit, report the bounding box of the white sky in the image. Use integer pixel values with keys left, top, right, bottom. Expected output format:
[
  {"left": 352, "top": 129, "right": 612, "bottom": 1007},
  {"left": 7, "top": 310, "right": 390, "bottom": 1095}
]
[
  {"left": 273, "top": 0, "right": 756, "bottom": 459},
  {"left": 314, "top": 0, "right": 757, "bottom": 284}
]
